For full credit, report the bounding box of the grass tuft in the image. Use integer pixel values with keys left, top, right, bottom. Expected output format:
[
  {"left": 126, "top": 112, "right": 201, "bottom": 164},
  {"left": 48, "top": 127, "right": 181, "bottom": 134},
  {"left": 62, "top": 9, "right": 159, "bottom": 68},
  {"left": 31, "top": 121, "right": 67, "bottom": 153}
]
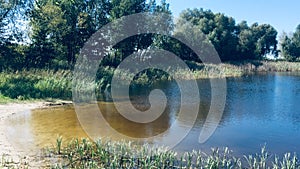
[{"left": 43, "top": 138, "right": 300, "bottom": 169}]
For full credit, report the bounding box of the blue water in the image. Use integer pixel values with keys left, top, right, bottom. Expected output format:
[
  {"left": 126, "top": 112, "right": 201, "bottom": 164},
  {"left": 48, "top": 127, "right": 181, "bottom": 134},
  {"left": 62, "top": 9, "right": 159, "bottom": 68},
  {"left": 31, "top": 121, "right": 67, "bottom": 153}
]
[{"left": 177, "top": 72, "right": 300, "bottom": 156}]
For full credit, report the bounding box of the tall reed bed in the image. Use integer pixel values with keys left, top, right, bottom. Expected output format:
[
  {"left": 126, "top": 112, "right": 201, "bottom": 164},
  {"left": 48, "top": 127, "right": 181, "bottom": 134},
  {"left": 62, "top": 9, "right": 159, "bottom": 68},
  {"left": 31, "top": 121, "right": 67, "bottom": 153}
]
[
  {"left": 0, "top": 69, "right": 72, "bottom": 100},
  {"left": 47, "top": 138, "right": 300, "bottom": 169},
  {"left": 261, "top": 61, "right": 300, "bottom": 72},
  {"left": 228, "top": 60, "right": 300, "bottom": 72}
]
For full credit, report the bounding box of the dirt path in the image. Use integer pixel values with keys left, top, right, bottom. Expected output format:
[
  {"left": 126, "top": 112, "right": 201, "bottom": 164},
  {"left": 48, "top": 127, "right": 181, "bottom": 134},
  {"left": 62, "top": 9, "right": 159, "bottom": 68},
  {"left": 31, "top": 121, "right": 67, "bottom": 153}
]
[{"left": 0, "top": 101, "right": 69, "bottom": 168}]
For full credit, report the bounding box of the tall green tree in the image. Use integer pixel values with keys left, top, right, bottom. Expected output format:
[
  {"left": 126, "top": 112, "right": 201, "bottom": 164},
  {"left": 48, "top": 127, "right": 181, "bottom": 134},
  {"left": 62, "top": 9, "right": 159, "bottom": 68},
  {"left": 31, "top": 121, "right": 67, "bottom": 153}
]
[
  {"left": 28, "top": 0, "right": 111, "bottom": 68},
  {"left": 103, "top": 0, "right": 173, "bottom": 67},
  {"left": 251, "top": 23, "right": 278, "bottom": 58},
  {"left": 177, "top": 8, "right": 278, "bottom": 62},
  {"left": 28, "top": 0, "right": 172, "bottom": 68},
  {"left": 28, "top": 0, "right": 66, "bottom": 67},
  {"left": 237, "top": 23, "right": 278, "bottom": 60},
  {"left": 280, "top": 25, "right": 300, "bottom": 61},
  {"left": 177, "top": 9, "right": 238, "bottom": 61},
  {"left": 237, "top": 21, "right": 257, "bottom": 60},
  {"left": 107, "top": 0, "right": 148, "bottom": 64},
  {"left": 0, "top": 0, "right": 32, "bottom": 70},
  {"left": 1, "top": 0, "right": 23, "bottom": 43}
]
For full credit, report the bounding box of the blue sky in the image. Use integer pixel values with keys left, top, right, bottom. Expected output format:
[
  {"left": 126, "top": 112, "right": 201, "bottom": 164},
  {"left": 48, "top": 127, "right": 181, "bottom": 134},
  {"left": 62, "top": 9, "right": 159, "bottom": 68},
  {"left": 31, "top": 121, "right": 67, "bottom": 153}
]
[{"left": 166, "top": 0, "right": 300, "bottom": 34}]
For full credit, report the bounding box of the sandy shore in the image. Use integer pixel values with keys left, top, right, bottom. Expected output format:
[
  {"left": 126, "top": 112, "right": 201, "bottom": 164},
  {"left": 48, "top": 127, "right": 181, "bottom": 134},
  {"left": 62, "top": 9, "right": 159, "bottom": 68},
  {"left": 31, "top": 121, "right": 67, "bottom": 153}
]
[{"left": 0, "top": 101, "right": 70, "bottom": 168}]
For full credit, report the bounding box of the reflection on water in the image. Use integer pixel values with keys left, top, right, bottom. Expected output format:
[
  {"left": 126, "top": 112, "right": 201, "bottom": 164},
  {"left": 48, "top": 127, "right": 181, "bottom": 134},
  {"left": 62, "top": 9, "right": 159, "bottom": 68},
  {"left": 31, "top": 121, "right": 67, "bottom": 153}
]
[
  {"left": 99, "top": 102, "right": 171, "bottom": 138},
  {"left": 5, "top": 72, "right": 300, "bottom": 156}
]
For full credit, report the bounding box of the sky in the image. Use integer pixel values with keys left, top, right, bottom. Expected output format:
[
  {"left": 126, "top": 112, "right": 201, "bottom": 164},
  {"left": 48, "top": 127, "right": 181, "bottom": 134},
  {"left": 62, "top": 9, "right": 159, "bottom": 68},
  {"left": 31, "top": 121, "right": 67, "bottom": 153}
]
[{"left": 166, "top": 0, "right": 300, "bottom": 35}]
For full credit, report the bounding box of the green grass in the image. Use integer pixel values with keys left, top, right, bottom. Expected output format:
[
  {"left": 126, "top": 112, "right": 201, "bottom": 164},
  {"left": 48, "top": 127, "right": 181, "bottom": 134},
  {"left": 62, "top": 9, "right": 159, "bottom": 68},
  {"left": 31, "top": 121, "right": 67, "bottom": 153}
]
[
  {"left": 0, "top": 93, "right": 13, "bottom": 104},
  {"left": 40, "top": 138, "right": 300, "bottom": 169},
  {"left": 46, "top": 138, "right": 241, "bottom": 168},
  {"left": 0, "top": 69, "right": 72, "bottom": 101},
  {"left": 1, "top": 138, "right": 299, "bottom": 168}
]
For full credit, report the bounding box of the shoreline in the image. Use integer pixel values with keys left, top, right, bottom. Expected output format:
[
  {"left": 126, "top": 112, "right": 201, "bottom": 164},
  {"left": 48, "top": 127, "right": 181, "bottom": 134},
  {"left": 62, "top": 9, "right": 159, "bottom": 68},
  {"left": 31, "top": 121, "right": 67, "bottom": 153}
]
[{"left": 0, "top": 101, "right": 71, "bottom": 168}]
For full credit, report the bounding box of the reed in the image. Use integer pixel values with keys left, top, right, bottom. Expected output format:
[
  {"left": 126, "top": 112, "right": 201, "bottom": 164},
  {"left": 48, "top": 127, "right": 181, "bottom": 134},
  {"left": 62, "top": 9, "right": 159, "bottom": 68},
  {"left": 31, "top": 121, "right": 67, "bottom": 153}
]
[
  {"left": 0, "top": 69, "right": 72, "bottom": 100},
  {"left": 1, "top": 138, "right": 299, "bottom": 168},
  {"left": 45, "top": 138, "right": 300, "bottom": 169}
]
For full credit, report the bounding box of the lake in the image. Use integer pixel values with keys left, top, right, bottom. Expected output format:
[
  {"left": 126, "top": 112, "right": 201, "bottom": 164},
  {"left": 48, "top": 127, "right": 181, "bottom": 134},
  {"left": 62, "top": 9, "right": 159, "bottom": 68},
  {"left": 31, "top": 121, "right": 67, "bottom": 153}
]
[{"left": 6, "top": 72, "right": 300, "bottom": 156}]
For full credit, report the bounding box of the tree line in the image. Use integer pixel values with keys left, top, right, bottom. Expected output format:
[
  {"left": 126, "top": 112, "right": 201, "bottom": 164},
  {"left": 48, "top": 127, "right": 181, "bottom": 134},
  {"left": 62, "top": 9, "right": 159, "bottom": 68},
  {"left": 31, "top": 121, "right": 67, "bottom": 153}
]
[{"left": 0, "top": 0, "right": 300, "bottom": 71}]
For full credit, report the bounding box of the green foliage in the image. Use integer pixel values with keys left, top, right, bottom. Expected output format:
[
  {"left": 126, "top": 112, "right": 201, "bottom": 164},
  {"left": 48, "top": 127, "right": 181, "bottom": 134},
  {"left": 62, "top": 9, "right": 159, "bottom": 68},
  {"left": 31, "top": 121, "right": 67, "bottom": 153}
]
[
  {"left": 1, "top": 1, "right": 300, "bottom": 72},
  {"left": 28, "top": 0, "right": 111, "bottom": 68},
  {"left": 0, "top": 0, "right": 32, "bottom": 71},
  {"left": 177, "top": 8, "right": 278, "bottom": 61},
  {"left": 0, "top": 70, "right": 72, "bottom": 100},
  {"left": 34, "top": 73, "right": 72, "bottom": 99},
  {"left": 280, "top": 25, "right": 300, "bottom": 61},
  {"left": 0, "top": 0, "right": 31, "bottom": 44},
  {"left": 2, "top": 1, "right": 298, "bottom": 72},
  {"left": 0, "top": 93, "right": 12, "bottom": 103},
  {"left": 109, "top": 0, "right": 146, "bottom": 20},
  {"left": 27, "top": 0, "right": 172, "bottom": 69},
  {"left": 0, "top": 43, "right": 27, "bottom": 71}
]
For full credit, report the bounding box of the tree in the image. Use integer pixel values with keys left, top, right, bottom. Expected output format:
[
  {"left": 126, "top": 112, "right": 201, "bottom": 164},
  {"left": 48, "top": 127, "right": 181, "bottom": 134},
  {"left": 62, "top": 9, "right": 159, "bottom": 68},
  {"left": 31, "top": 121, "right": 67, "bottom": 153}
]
[
  {"left": 28, "top": 0, "right": 111, "bottom": 68},
  {"left": 177, "top": 8, "right": 278, "bottom": 62},
  {"left": 28, "top": 0, "right": 172, "bottom": 68},
  {"left": 237, "top": 22, "right": 278, "bottom": 60},
  {"left": 251, "top": 23, "right": 278, "bottom": 58},
  {"left": 27, "top": 0, "right": 66, "bottom": 67},
  {"left": 176, "top": 8, "right": 238, "bottom": 62},
  {"left": 0, "top": 0, "right": 32, "bottom": 70},
  {"left": 1, "top": 0, "right": 18, "bottom": 43},
  {"left": 0, "top": 0, "right": 32, "bottom": 44},
  {"left": 103, "top": 0, "right": 173, "bottom": 67},
  {"left": 208, "top": 13, "right": 238, "bottom": 61},
  {"left": 280, "top": 25, "right": 300, "bottom": 61},
  {"left": 237, "top": 22, "right": 257, "bottom": 60}
]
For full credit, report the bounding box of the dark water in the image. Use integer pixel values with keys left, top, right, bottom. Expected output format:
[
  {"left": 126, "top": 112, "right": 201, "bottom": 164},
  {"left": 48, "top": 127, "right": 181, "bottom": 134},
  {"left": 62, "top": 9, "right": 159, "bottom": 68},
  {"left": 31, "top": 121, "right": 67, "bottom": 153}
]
[{"left": 6, "top": 72, "right": 300, "bottom": 156}]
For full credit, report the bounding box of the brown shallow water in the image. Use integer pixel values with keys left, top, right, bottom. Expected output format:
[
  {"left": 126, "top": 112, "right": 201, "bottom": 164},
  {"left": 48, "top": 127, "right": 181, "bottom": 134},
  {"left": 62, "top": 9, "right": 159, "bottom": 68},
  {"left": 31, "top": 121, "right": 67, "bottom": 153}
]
[
  {"left": 5, "top": 72, "right": 300, "bottom": 157},
  {"left": 5, "top": 101, "right": 177, "bottom": 150},
  {"left": 6, "top": 106, "right": 88, "bottom": 150}
]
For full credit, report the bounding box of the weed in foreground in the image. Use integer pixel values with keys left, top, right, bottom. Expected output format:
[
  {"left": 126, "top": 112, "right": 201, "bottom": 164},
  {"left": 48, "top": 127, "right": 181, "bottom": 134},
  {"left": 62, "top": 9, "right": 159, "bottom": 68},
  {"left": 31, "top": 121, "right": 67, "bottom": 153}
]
[{"left": 45, "top": 138, "right": 300, "bottom": 169}]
